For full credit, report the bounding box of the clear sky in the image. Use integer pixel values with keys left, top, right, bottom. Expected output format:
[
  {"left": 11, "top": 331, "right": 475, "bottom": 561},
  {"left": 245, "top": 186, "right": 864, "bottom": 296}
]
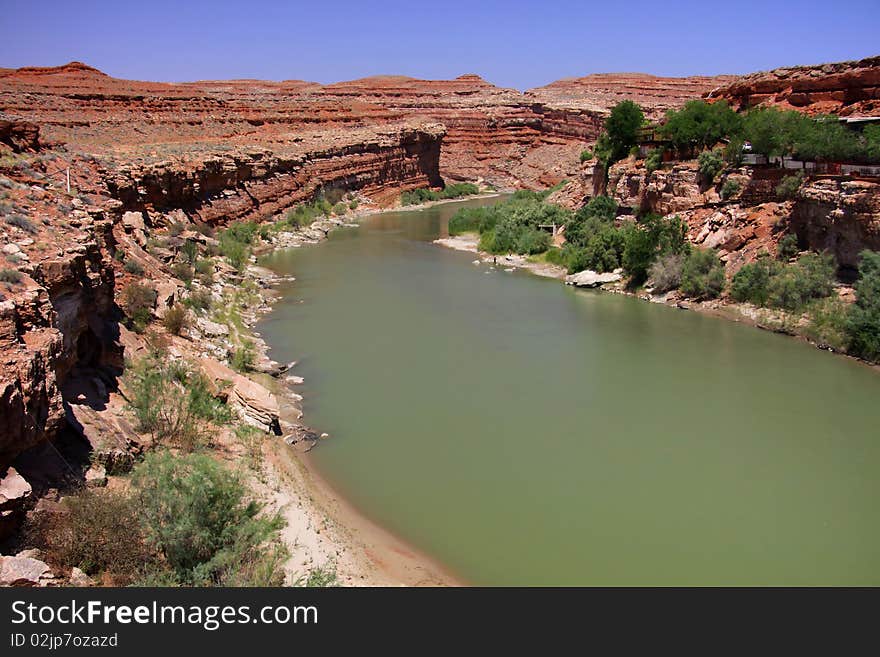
[{"left": 1, "top": 0, "right": 877, "bottom": 90}]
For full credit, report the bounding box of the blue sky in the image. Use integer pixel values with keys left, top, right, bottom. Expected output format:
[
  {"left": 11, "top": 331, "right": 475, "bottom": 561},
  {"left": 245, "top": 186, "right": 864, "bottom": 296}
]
[{"left": 1, "top": 0, "right": 877, "bottom": 89}]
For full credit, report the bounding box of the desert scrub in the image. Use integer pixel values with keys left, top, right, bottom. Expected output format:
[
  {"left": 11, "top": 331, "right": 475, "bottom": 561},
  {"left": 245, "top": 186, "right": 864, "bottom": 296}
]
[
  {"left": 776, "top": 172, "right": 804, "bottom": 200},
  {"left": 4, "top": 213, "right": 37, "bottom": 234},
  {"left": 132, "top": 450, "right": 287, "bottom": 586},
  {"left": 184, "top": 287, "right": 213, "bottom": 313},
  {"left": 25, "top": 487, "right": 155, "bottom": 585},
  {"left": 721, "top": 178, "right": 741, "bottom": 200},
  {"left": 231, "top": 339, "right": 256, "bottom": 372},
  {"left": 170, "top": 262, "right": 194, "bottom": 284},
  {"left": 0, "top": 268, "right": 22, "bottom": 285},
  {"left": 120, "top": 282, "right": 156, "bottom": 332},
  {"left": 162, "top": 304, "right": 190, "bottom": 336},
  {"left": 648, "top": 253, "right": 684, "bottom": 293},
  {"left": 126, "top": 355, "right": 232, "bottom": 450},
  {"left": 123, "top": 258, "right": 143, "bottom": 275}
]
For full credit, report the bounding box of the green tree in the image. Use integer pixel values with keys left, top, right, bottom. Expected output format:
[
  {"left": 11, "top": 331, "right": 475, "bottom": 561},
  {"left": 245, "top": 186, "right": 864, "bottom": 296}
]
[
  {"left": 661, "top": 100, "right": 742, "bottom": 150},
  {"left": 846, "top": 250, "right": 880, "bottom": 362},
  {"left": 597, "top": 101, "right": 645, "bottom": 166}
]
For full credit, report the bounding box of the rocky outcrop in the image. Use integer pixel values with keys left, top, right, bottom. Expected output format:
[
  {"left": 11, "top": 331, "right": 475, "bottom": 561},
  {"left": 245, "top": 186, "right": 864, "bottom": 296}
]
[
  {"left": 200, "top": 357, "right": 282, "bottom": 434},
  {"left": 0, "top": 466, "right": 32, "bottom": 540},
  {"left": 708, "top": 56, "right": 880, "bottom": 116},
  {"left": 0, "top": 554, "right": 56, "bottom": 586},
  {"left": 791, "top": 178, "right": 880, "bottom": 271},
  {"left": 0, "top": 114, "right": 40, "bottom": 152},
  {"left": 106, "top": 123, "right": 446, "bottom": 223}
]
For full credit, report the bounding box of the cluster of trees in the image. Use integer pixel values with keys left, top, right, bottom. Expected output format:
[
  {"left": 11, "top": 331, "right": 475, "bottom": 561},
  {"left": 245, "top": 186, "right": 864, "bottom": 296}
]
[
  {"left": 660, "top": 100, "right": 880, "bottom": 164},
  {"left": 448, "top": 189, "right": 567, "bottom": 255},
  {"left": 400, "top": 182, "right": 480, "bottom": 206},
  {"left": 732, "top": 248, "right": 880, "bottom": 361}
]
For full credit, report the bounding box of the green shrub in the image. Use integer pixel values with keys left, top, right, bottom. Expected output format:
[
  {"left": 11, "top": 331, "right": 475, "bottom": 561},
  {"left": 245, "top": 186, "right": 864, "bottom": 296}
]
[
  {"left": 293, "top": 565, "right": 340, "bottom": 588},
  {"left": 648, "top": 253, "right": 684, "bottom": 293},
  {"left": 218, "top": 221, "right": 258, "bottom": 271},
  {"left": 767, "top": 253, "right": 836, "bottom": 311},
  {"left": 231, "top": 339, "right": 256, "bottom": 372},
  {"left": 804, "top": 297, "right": 850, "bottom": 352},
  {"left": 127, "top": 356, "right": 233, "bottom": 450},
  {"left": 401, "top": 182, "right": 479, "bottom": 206},
  {"left": 645, "top": 149, "right": 663, "bottom": 174},
  {"left": 131, "top": 451, "right": 286, "bottom": 586},
  {"left": 120, "top": 282, "right": 156, "bottom": 332},
  {"left": 0, "top": 268, "right": 21, "bottom": 284},
  {"left": 544, "top": 246, "right": 566, "bottom": 267},
  {"left": 697, "top": 149, "right": 724, "bottom": 182},
  {"left": 777, "top": 234, "right": 800, "bottom": 260},
  {"left": 349, "top": 199, "right": 359, "bottom": 210},
  {"left": 123, "top": 259, "right": 143, "bottom": 275},
  {"left": 845, "top": 250, "right": 880, "bottom": 362},
  {"left": 721, "top": 178, "right": 741, "bottom": 200},
  {"left": 620, "top": 215, "right": 689, "bottom": 285},
  {"left": 579, "top": 149, "right": 593, "bottom": 163},
  {"left": 776, "top": 172, "right": 804, "bottom": 200},
  {"left": 731, "top": 258, "right": 777, "bottom": 306},
  {"left": 515, "top": 228, "right": 551, "bottom": 255},
  {"left": 163, "top": 304, "right": 189, "bottom": 336},
  {"left": 680, "top": 248, "right": 725, "bottom": 299},
  {"left": 168, "top": 222, "right": 185, "bottom": 237},
  {"left": 332, "top": 202, "right": 347, "bottom": 216}
]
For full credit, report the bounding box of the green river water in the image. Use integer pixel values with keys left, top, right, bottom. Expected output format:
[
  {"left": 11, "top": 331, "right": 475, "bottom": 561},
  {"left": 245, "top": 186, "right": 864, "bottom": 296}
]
[{"left": 258, "top": 196, "right": 880, "bottom": 585}]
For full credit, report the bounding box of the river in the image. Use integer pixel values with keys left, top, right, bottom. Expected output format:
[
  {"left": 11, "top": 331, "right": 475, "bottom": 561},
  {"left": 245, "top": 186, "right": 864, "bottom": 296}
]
[{"left": 258, "top": 196, "right": 880, "bottom": 585}]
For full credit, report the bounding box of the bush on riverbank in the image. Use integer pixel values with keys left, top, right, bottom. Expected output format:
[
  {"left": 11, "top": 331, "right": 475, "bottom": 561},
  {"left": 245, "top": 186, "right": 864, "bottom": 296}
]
[
  {"left": 26, "top": 451, "right": 288, "bottom": 586},
  {"left": 400, "top": 182, "right": 479, "bottom": 206},
  {"left": 218, "top": 221, "right": 259, "bottom": 271},
  {"left": 680, "top": 248, "right": 725, "bottom": 299},
  {"left": 731, "top": 252, "right": 836, "bottom": 311},
  {"left": 846, "top": 250, "right": 880, "bottom": 362}
]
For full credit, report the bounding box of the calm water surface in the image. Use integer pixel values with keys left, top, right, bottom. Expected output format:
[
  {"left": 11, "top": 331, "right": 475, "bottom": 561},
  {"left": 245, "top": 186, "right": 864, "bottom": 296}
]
[{"left": 259, "top": 197, "right": 880, "bottom": 585}]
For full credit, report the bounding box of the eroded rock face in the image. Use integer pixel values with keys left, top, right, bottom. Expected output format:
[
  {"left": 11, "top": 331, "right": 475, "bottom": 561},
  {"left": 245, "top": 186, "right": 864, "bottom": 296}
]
[
  {"left": 708, "top": 56, "right": 880, "bottom": 116},
  {"left": 200, "top": 357, "right": 282, "bottom": 435},
  {"left": 791, "top": 179, "right": 880, "bottom": 270}
]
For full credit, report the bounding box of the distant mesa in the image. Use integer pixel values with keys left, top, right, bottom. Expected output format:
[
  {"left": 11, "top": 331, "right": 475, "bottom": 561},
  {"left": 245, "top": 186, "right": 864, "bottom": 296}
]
[{"left": 3, "top": 61, "right": 107, "bottom": 77}]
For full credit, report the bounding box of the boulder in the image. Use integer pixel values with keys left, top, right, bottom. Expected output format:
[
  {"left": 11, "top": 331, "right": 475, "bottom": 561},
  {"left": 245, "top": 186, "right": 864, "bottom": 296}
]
[
  {"left": 0, "top": 556, "right": 56, "bottom": 587},
  {"left": 200, "top": 357, "right": 281, "bottom": 434},
  {"left": 0, "top": 467, "right": 32, "bottom": 541},
  {"left": 85, "top": 463, "right": 107, "bottom": 487},
  {"left": 565, "top": 270, "right": 622, "bottom": 288},
  {"left": 195, "top": 317, "right": 229, "bottom": 338},
  {"left": 69, "top": 567, "right": 95, "bottom": 587}
]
